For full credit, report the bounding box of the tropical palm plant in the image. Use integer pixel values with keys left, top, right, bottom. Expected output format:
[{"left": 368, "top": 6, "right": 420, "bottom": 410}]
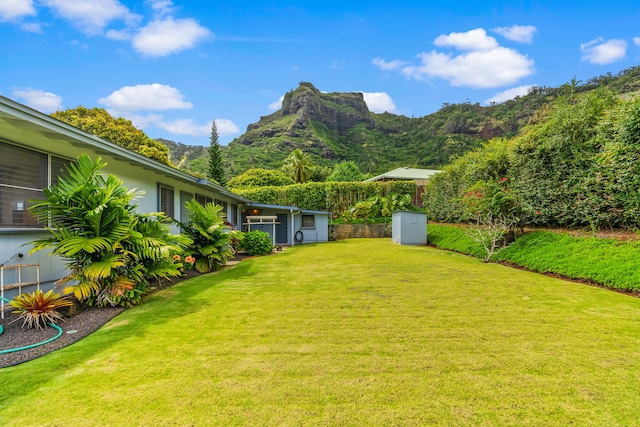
[
  {"left": 28, "top": 154, "right": 187, "bottom": 307},
  {"left": 282, "top": 148, "right": 312, "bottom": 183},
  {"left": 176, "top": 200, "right": 242, "bottom": 272}
]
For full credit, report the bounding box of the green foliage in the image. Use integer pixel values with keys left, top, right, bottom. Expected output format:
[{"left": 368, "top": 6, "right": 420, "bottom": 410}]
[
  {"left": 428, "top": 224, "right": 640, "bottom": 291},
  {"left": 233, "top": 181, "right": 416, "bottom": 216},
  {"left": 510, "top": 89, "right": 618, "bottom": 228},
  {"left": 227, "top": 168, "right": 295, "bottom": 189},
  {"left": 283, "top": 148, "right": 313, "bottom": 183},
  {"left": 238, "top": 231, "right": 274, "bottom": 256},
  {"left": 28, "top": 154, "right": 185, "bottom": 307},
  {"left": 10, "top": 289, "right": 73, "bottom": 330},
  {"left": 423, "top": 138, "right": 512, "bottom": 222},
  {"left": 341, "top": 193, "right": 413, "bottom": 222},
  {"left": 326, "top": 161, "right": 365, "bottom": 182},
  {"left": 207, "top": 121, "right": 226, "bottom": 185},
  {"left": 177, "top": 200, "right": 241, "bottom": 272},
  {"left": 424, "top": 89, "right": 640, "bottom": 230},
  {"left": 51, "top": 106, "right": 172, "bottom": 166}
]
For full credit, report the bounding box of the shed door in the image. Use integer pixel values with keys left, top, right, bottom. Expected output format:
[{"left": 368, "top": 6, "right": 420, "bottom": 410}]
[{"left": 276, "top": 213, "right": 288, "bottom": 244}]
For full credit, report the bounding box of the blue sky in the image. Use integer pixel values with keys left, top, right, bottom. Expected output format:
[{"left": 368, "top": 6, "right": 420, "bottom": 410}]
[{"left": 2, "top": 1, "right": 640, "bottom": 146}]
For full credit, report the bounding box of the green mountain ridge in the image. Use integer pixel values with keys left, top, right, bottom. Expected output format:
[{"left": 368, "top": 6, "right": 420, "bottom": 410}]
[{"left": 162, "top": 66, "right": 640, "bottom": 178}]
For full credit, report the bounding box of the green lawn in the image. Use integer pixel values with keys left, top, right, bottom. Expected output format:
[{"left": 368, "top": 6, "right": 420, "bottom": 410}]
[{"left": 2, "top": 239, "right": 640, "bottom": 426}]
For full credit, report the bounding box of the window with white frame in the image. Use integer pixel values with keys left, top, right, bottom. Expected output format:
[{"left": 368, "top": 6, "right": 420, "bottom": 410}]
[
  {"left": 301, "top": 214, "right": 315, "bottom": 229},
  {"left": 0, "top": 142, "right": 71, "bottom": 228},
  {"left": 158, "top": 184, "right": 175, "bottom": 219}
]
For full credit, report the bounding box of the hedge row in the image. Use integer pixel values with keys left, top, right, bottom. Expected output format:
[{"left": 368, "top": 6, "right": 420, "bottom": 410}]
[
  {"left": 233, "top": 181, "right": 416, "bottom": 215},
  {"left": 424, "top": 89, "right": 640, "bottom": 229},
  {"left": 427, "top": 223, "right": 640, "bottom": 292}
]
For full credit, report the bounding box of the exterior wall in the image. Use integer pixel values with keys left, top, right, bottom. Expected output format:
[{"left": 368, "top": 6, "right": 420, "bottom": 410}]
[
  {"left": 241, "top": 207, "right": 292, "bottom": 245},
  {"left": 330, "top": 223, "right": 392, "bottom": 240},
  {"left": 293, "top": 214, "right": 329, "bottom": 244}
]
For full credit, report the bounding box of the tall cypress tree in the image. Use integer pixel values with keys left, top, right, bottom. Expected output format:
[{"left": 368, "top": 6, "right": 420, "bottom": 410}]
[{"left": 207, "top": 120, "right": 226, "bottom": 186}]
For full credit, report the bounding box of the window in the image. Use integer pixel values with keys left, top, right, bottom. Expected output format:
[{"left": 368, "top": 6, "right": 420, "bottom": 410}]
[
  {"left": 301, "top": 214, "right": 315, "bottom": 228},
  {"left": 230, "top": 204, "right": 238, "bottom": 227},
  {"left": 215, "top": 199, "right": 228, "bottom": 219},
  {"left": 158, "top": 184, "right": 175, "bottom": 219},
  {"left": 0, "top": 142, "right": 71, "bottom": 228},
  {"left": 196, "top": 193, "right": 212, "bottom": 205},
  {"left": 180, "top": 191, "right": 193, "bottom": 222}
]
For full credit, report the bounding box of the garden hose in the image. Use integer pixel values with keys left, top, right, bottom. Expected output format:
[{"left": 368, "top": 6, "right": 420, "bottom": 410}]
[{"left": 0, "top": 322, "right": 63, "bottom": 354}]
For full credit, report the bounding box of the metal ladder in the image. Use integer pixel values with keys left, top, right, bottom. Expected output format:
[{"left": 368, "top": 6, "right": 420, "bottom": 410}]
[{"left": 1, "top": 264, "right": 40, "bottom": 320}]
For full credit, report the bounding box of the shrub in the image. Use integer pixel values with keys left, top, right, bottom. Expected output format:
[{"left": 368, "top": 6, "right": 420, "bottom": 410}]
[
  {"left": 28, "top": 154, "right": 186, "bottom": 307},
  {"left": 10, "top": 290, "right": 73, "bottom": 330},
  {"left": 239, "top": 231, "right": 274, "bottom": 256},
  {"left": 176, "top": 200, "right": 242, "bottom": 272}
]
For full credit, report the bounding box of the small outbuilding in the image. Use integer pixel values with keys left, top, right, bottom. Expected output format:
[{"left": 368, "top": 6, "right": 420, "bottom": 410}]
[{"left": 392, "top": 211, "right": 427, "bottom": 246}]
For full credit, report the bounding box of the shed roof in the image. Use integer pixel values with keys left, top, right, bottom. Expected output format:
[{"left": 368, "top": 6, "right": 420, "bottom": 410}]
[
  {"left": 245, "top": 202, "right": 330, "bottom": 215},
  {"left": 364, "top": 167, "right": 442, "bottom": 182}
]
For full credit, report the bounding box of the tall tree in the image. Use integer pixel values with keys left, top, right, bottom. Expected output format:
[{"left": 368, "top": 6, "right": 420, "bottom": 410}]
[
  {"left": 51, "top": 107, "right": 172, "bottom": 165},
  {"left": 283, "top": 148, "right": 312, "bottom": 183},
  {"left": 207, "top": 120, "right": 226, "bottom": 186}
]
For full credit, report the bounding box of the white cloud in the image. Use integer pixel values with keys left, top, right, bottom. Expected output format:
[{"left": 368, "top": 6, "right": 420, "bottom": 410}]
[
  {"left": 41, "top": 0, "right": 140, "bottom": 35},
  {"left": 375, "top": 28, "right": 534, "bottom": 89},
  {"left": 361, "top": 92, "right": 397, "bottom": 113},
  {"left": 98, "top": 84, "right": 193, "bottom": 112},
  {"left": 0, "top": 0, "right": 35, "bottom": 22},
  {"left": 12, "top": 88, "right": 63, "bottom": 113},
  {"left": 493, "top": 25, "right": 537, "bottom": 44},
  {"left": 372, "top": 58, "right": 407, "bottom": 71},
  {"left": 485, "top": 85, "right": 534, "bottom": 104},
  {"left": 580, "top": 37, "right": 627, "bottom": 65},
  {"left": 147, "top": 0, "right": 176, "bottom": 17},
  {"left": 633, "top": 37, "right": 640, "bottom": 47},
  {"left": 214, "top": 119, "right": 240, "bottom": 136},
  {"left": 20, "top": 22, "right": 41, "bottom": 32},
  {"left": 434, "top": 28, "right": 498, "bottom": 51},
  {"left": 156, "top": 118, "right": 239, "bottom": 137},
  {"left": 402, "top": 47, "right": 534, "bottom": 88},
  {"left": 268, "top": 95, "right": 285, "bottom": 110},
  {"left": 132, "top": 17, "right": 212, "bottom": 57},
  {"left": 105, "top": 28, "right": 131, "bottom": 41},
  {"left": 124, "top": 113, "right": 164, "bottom": 129}
]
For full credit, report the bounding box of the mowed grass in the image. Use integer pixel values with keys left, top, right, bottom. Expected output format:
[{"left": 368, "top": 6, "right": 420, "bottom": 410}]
[{"left": 3, "top": 239, "right": 640, "bottom": 426}]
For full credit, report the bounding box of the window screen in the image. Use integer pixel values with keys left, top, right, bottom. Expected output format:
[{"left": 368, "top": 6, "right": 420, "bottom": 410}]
[
  {"left": 0, "top": 144, "right": 47, "bottom": 227},
  {"left": 196, "top": 193, "right": 212, "bottom": 205},
  {"left": 158, "top": 184, "right": 175, "bottom": 218},
  {"left": 301, "top": 214, "right": 315, "bottom": 228}
]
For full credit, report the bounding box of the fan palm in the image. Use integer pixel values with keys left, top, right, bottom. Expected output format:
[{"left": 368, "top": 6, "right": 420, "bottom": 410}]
[{"left": 29, "top": 154, "right": 186, "bottom": 307}]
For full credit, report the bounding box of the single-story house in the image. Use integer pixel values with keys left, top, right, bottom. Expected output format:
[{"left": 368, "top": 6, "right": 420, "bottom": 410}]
[
  {"left": 0, "top": 95, "right": 328, "bottom": 294},
  {"left": 364, "top": 167, "right": 442, "bottom": 206}
]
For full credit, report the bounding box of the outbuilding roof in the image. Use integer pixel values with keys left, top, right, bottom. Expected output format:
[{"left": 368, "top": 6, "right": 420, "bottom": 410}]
[{"left": 364, "top": 167, "right": 442, "bottom": 182}]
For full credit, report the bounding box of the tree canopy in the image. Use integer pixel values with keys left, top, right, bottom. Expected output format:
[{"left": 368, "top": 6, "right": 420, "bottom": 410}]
[
  {"left": 51, "top": 106, "right": 172, "bottom": 166},
  {"left": 283, "top": 148, "right": 312, "bottom": 183},
  {"left": 227, "top": 168, "right": 295, "bottom": 189},
  {"left": 207, "top": 121, "right": 226, "bottom": 185}
]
